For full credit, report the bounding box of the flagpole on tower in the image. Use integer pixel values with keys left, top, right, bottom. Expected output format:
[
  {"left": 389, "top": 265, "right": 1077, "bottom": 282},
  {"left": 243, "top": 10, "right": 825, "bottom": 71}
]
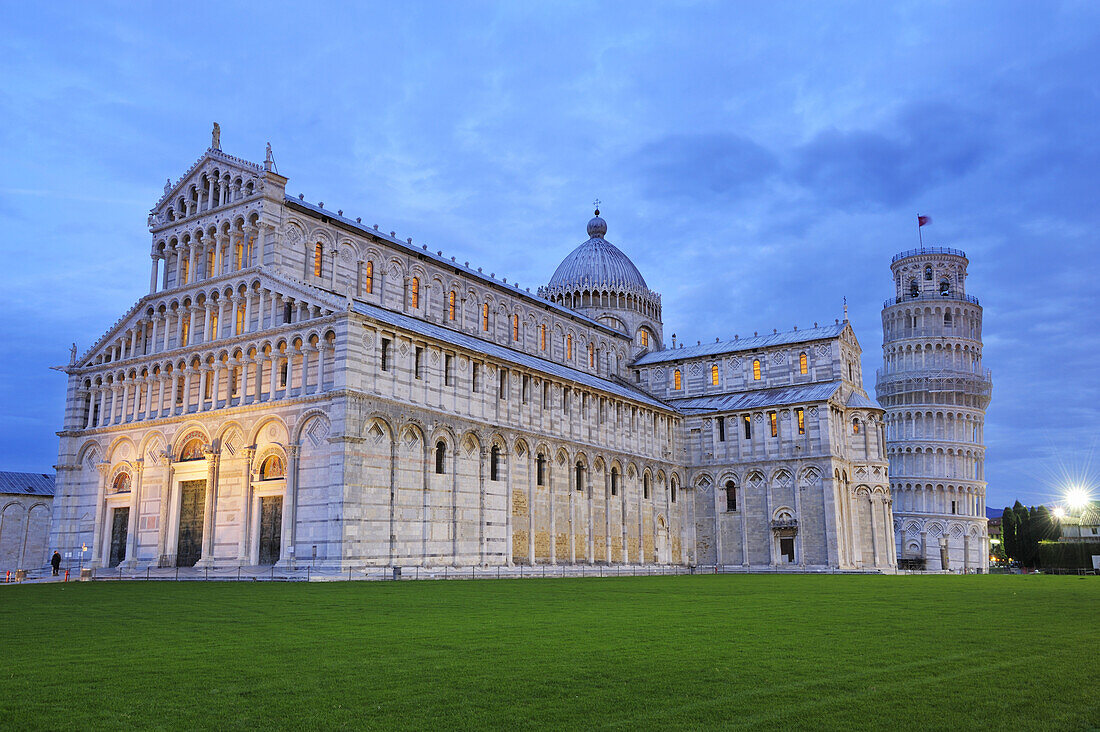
[{"left": 918, "top": 214, "right": 924, "bottom": 249}]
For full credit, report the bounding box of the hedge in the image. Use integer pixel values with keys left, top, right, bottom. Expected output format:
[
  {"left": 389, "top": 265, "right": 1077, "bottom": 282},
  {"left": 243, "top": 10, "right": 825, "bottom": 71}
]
[{"left": 1038, "top": 540, "right": 1100, "bottom": 569}]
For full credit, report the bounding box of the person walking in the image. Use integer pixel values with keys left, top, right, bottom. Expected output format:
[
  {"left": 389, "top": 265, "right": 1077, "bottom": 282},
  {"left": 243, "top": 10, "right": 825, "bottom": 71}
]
[{"left": 51, "top": 551, "right": 61, "bottom": 577}]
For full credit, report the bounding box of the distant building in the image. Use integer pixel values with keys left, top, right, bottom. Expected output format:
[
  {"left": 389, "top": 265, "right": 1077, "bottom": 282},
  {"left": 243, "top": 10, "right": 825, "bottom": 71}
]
[
  {"left": 0, "top": 471, "right": 55, "bottom": 570},
  {"left": 1057, "top": 503, "right": 1100, "bottom": 543}
]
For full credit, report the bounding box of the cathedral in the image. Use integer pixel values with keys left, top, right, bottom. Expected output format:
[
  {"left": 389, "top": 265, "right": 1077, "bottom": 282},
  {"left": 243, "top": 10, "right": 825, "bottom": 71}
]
[{"left": 48, "top": 130, "right": 896, "bottom": 573}]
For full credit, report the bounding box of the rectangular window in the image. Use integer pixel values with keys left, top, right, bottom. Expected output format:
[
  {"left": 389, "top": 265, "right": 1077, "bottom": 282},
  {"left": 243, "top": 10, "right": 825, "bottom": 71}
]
[
  {"left": 444, "top": 355, "right": 453, "bottom": 386},
  {"left": 717, "top": 416, "right": 725, "bottom": 442},
  {"left": 380, "top": 338, "right": 391, "bottom": 372},
  {"left": 951, "top": 500, "right": 957, "bottom": 515},
  {"left": 540, "top": 324, "right": 546, "bottom": 351},
  {"left": 743, "top": 415, "right": 751, "bottom": 440},
  {"left": 236, "top": 305, "right": 245, "bottom": 335},
  {"left": 279, "top": 362, "right": 288, "bottom": 388},
  {"left": 472, "top": 362, "right": 480, "bottom": 392},
  {"left": 499, "top": 368, "right": 508, "bottom": 400},
  {"left": 181, "top": 319, "right": 190, "bottom": 347},
  {"left": 796, "top": 408, "right": 805, "bottom": 435},
  {"left": 229, "top": 367, "right": 239, "bottom": 396},
  {"left": 414, "top": 347, "right": 423, "bottom": 379},
  {"left": 769, "top": 411, "right": 778, "bottom": 437},
  {"left": 522, "top": 374, "right": 529, "bottom": 404},
  {"left": 176, "top": 378, "right": 184, "bottom": 404},
  {"left": 284, "top": 303, "right": 293, "bottom": 324},
  {"left": 365, "top": 261, "right": 374, "bottom": 294},
  {"left": 542, "top": 382, "right": 549, "bottom": 409},
  {"left": 482, "top": 304, "right": 489, "bottom": 331},
  {"left": 448, "top": 291, "right": 456, "bottom": 320},
  {"left": 563, "top": 388, "right": 570, "bottom": 415}
]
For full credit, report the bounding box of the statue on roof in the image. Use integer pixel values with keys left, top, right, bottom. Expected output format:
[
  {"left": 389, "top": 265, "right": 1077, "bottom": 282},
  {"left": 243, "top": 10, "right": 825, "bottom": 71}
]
[
  {"left": 164, "top": 178, "right": 171, "bottom": 195},
  {"left": 69, "top": 343, "right": 77, "bottom": 365},
  {"left": 211, "top": 122, "right": 221, "bottom": 150}
]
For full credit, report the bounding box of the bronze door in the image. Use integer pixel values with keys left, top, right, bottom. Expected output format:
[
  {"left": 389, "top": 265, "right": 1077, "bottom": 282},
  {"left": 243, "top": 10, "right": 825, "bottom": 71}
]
[
  {"left": 258, "top": 496, "right": 283, "bottom": 565},
  {"left": 176, "top": 480, "right": 206, "bottom": 567},
  {"left": 108, "top": 507, "right": 129, "bottom": 568}
]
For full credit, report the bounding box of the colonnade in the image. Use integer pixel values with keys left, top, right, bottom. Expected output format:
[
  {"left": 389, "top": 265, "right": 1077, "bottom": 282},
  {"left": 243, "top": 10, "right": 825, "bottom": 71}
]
[{"left": 80, "top": 340, "right": 333, "bottom": 430}]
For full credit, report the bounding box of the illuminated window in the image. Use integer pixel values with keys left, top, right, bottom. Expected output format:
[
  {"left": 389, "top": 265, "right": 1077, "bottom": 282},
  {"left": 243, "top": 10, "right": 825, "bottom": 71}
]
[
  {"left": 209, "top": 314, "right": 218, "bottom": 341},
  {"left": 588, "top": 343, "right": 594, "bottom": 367},
  {"left": 449, "top": 290, "right": 456, "bottom": 320},
  {"left": 314, "top": 242, "right": 323, "bottom": 277},
  {"left": 181, "top": 319, "right": 190, "bottom": 346},
  {"left": 566, "top": 334, "right": 573, "bottom": 360},
  {"left": 236, "top": 305, "right": 245, "bottom": 335},
  {"left": 769, "top": 411, "right": 778, "bottom": 437},
  {"left": 206, "top": 249, "right": 215, "bottom": 277},
  {"left": 513, "top": 314, "right": 519, "bottom": 341},
  {"left": 234, "top": 241, "right": 243, "bottom": 271},
  {"left": 640, "top": 330, "right": 648, "bottom": 347},
  {"left": 796, "top": 408, "right": 805, "bottom": 435},
  {"left": 180, "top": 257, "right": 189, "bottom": 285},
  {"left": 673, "top": 369, "right": 682, "bottom": 390},
  {"left": 853, "top": 418, "right": 861, "bottom": 435},
  {"left": 482, "top": 303, "right": 489, "bottom": 331},
  {"left": 259, "top": 455, "right": 285, "bottom": 480},
  {"left": 364, "top": 260, "right": 374, "bottom": 294},
  {"left": 410, "top": 277, "right": 419, "bottom": 309},
  {"left": 799, "top": 352, "right": 808, "bottom": 374},
  {"left": 752, "top": 359, "right": 761, "bottom": 380},
  {"left": 245, "top": 235, "right": 253, "bottom": 267},
  {"left": 540, "top": 324, "right": 546, "bottom": 351},
  {"left": 711, "top": 364, "right": 719, "bottom": 386}
]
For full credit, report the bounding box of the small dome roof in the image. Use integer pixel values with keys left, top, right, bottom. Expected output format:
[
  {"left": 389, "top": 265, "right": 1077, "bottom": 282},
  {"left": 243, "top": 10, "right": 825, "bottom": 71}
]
[{"left": 547, "top": 210, "right": 649, "bottom": 293}]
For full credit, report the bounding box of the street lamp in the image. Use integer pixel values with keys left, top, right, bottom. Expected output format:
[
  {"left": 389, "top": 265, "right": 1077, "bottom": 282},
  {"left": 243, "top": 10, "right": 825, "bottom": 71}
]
[{"left": 1052, "top": 506, "right": 1066, "bottom": 520}]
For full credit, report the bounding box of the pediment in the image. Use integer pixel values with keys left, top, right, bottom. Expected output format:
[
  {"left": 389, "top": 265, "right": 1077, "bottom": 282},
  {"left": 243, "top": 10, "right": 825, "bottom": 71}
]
[{"left": 149, "top": 147, "right": 264, "bottom": 229}]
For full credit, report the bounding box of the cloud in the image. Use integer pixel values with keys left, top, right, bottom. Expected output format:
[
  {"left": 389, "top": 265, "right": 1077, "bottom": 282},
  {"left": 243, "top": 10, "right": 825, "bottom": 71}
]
[
  {"left": 792, "top": 102, "right": 990, "bottom": 210},
  {"left": 630, "top": 132, "right": 779, "bottom": 201}
]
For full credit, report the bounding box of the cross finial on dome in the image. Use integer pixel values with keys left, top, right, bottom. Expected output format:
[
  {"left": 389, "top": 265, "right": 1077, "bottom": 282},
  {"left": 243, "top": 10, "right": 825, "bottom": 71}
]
[{"left": 593, "top": 198, "right": 601, "bottom": 216}]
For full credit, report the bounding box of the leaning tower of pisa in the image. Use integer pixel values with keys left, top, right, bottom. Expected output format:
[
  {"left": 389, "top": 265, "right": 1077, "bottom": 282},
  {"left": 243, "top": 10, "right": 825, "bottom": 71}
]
[{"left": 876, "top": 245, "right": 992, "bottom": 571}]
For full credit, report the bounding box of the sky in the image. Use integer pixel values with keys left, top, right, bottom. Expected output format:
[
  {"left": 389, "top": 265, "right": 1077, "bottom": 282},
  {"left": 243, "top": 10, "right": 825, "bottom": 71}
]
[{"left": 1, "top": 1, "right": 1097, "bottom": 511}]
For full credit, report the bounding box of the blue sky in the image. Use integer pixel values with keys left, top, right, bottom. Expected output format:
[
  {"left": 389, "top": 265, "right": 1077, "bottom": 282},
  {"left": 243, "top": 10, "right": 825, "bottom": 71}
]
[{"left": 1, "top": 2, "right": 1097, "bottom": 510}]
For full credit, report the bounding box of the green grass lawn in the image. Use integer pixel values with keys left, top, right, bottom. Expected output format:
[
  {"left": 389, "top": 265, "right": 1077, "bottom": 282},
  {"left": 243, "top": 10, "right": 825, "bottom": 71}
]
[{"left": 1, "top": 575, "right": 1097, "bottom": 730}]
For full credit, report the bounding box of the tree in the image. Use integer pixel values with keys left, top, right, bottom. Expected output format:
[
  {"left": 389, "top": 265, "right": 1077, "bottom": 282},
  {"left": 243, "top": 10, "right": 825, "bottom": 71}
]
[
  {"left": 1002, "top": 507, "right": 1017, "bottom": 561},
  {"left": 1014, "top": 501, "right": 1031, "bottom": 567}
]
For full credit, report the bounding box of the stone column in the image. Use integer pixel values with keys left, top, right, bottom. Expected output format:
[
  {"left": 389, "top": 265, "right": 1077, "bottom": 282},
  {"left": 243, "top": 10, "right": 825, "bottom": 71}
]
[
  {"left": 187, "top": 246, "right": 197, "bottom": 285},
  {"left": 278, "top": 445, "right": 300, "bottom": 567},
  {"left": 256, "top": 289, "right": 267, "bottom": 331},
  {"left": 568, "top": 464, "right": 576, "bottom": 564},
  {"left": 603, "top": 469, "right": 611, "bottom": 564},
  {"left": 148, "top": 317, "right": 158, "bottom": 355},
  {"left": 156, "top": 458, "right": 174, "bottom": 566},
  {"left": 196, "top": 449, "right": 219, "bottom": 566},
  {"left": 549, "top": 464, "right": 556, "bottom": 566},
  {"left": 181, "top": 368, "right": 193, "bottom": 415},
  {"left": 123, "top": 460, "right": 144, "bottom": 566},
  {"left": 90, "top": 461, "right": 110, "bottom": 568},
  {"left": 299, "top": 347, "right": 310, "bottom": 395},
  {"left": 85, "top": 388, "right": 98, "bottom": 429},
  {"left": 145, "top": 378, "right": 155, "bottom": 420},
  {"left": 527, "top": 451, "right": 535, "bottom": 565},
  {"left": 211, "top": 365, "right": 222, "bottom": 409},
  {"left": 869, "top": 495, "right": 881, "bottom": 568},
  {"left": 586, "top": 468, "right": 594, "bottom": 565},
  {"left": 316, "top": 345, "right": 327, "bottom": 393},
  {"left": 963, "top": 533, "right": 971, "bottom": 573},
  {"left": 244, "top": 290, "right": 254, "bottom": 331},
  {"left": 150, "top": 255, "right": 160, "bottom": 294},
  {"left": 478, "top": 448, "right": 487, "bottom": 565},
  {"left": 237, "top": 447, "right": 256, "bottom": 564},
  {"left": 268, "top": 355, "right": 279, "bottom": 401}
]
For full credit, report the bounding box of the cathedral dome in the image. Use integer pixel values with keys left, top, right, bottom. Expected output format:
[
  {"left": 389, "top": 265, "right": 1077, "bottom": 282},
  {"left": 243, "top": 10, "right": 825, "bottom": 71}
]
[{"left": 546, "top": 211, "right": 649, "bottom": 293}]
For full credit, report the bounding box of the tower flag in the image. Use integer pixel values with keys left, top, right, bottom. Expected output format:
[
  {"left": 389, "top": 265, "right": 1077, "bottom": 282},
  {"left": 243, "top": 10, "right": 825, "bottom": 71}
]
[{"left": 917, "top": 214, "right": 931, "bottom": 247}]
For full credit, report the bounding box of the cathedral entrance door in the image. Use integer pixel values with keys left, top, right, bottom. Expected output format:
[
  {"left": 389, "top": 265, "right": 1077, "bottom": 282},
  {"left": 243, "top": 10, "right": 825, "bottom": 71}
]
[
  {"left": 655, "top": 517, "right": 670, "bottom": 563},
  {"left": 108, "top": 507, "right": 129, "bottom": 568},
  {"left": 176, "top": 480, "right": 206, "bottom": 567},
  {"left": 779, "top": 536, "right": 795, "bottom": 563},
  {"left": 258, "top": 496, "right": 283, "bottom": 565}
]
